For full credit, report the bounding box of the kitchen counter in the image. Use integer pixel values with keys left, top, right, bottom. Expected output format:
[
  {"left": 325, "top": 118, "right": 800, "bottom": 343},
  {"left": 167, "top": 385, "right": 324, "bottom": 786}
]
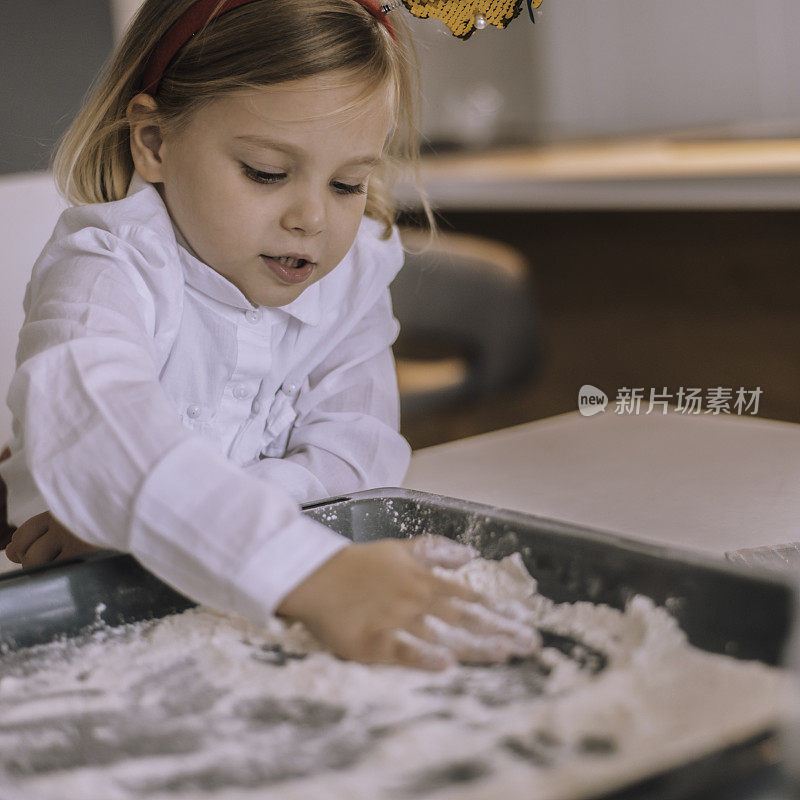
[{"left": 396, "top": 137, "right": 800, "bottom": 210}]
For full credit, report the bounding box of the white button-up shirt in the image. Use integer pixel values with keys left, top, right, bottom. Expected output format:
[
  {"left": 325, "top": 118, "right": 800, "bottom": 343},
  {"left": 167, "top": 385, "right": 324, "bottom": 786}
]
[{"left": 1, "top": 174, "right": 411, "bottom": 620}]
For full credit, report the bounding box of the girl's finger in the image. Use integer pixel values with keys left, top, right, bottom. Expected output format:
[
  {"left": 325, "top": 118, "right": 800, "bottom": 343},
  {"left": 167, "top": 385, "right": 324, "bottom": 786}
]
[
  {"left": 428, "top": 572, "right": 482, "bottom": 604},
  {"left": 404, "top": 613, "right": 538, "bottom": 663},
  {"left": 20, "top": 532, "right": 61, "bottom": 569},
  {"left": 431, "top": 596, "right": 541, "bottom": 646},
  {"left": 419, "top": 616, "right": 538, "bottom": 664},
  {"left": 6, "top": 512, "right": 51, "bottom": 562},
  {"left": 57, "top": 535, "right": 98, "bottom": 560},
  {"left": 386, "top": 629, "right": 455, "bottom": 671},
  {"left": 408, "top": 535, "right": 477, "bottom": 570},
  {"left": 483, "top": 598, "right": 537, "bottom": 624}
]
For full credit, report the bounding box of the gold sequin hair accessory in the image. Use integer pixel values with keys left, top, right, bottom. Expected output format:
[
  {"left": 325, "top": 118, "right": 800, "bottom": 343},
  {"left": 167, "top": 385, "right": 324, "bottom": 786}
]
[{"left": 381, "top": 0, "right": 543, "bottom": 39}]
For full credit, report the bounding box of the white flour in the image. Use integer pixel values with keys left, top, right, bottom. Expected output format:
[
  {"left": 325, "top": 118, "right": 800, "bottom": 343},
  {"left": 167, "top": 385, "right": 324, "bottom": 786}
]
[{"left": 0, "top": 554, "right": 787, "bottom": 800}]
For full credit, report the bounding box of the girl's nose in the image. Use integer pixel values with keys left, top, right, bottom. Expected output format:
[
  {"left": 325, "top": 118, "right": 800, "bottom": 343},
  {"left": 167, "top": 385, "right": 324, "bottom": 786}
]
[{"left": 280, "top": 191, "right": 326, "bottom": 236}]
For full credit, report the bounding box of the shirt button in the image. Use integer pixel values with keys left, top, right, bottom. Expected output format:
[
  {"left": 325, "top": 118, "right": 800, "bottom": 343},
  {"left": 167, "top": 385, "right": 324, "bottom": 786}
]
[
  {"left": 186, "top": 404, "right": 201, "bottom": 419},
  {"left": 245, "top": 308, "right": 261, "bottom": 324},
  {"left": 232, "top": 385, "right": 250, "bottom": 400},
  {"left": 251, "top": 399, "right": 262, "bottom": 415},
  {"left": 282, "top": 382, "right": 298, "bottom": 394}
]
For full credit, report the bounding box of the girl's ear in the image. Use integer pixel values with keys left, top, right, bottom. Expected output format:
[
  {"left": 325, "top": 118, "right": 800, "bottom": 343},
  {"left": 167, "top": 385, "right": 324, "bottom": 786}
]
[{"left": 127, "top": 93, "right": 166, "bottom": 183}]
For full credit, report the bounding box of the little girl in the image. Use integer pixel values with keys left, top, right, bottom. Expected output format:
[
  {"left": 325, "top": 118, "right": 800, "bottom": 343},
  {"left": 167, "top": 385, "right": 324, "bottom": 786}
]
[{"left": 0, "top": 0, "right": 539, "bottom": 669}]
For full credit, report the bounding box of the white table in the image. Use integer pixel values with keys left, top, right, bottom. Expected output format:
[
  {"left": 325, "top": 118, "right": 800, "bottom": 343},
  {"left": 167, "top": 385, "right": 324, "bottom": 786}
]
[{"left": 403, "top": 410, "right": 800, "bottom": 559}]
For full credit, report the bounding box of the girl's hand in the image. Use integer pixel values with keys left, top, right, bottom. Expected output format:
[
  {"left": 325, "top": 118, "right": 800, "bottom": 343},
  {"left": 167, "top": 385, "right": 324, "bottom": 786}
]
[
  {"left": 0, "top": 446, "right": 13, "bottom": 550},
  {"left": 6, "top": 512, "right": 99, "bottom": 569},
  {"left": 276, "top": 535, "right": 540, "bottom": 671}
]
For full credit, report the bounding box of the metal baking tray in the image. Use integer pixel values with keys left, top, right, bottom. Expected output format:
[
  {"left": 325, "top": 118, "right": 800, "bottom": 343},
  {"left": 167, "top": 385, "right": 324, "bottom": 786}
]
[{"left": 0, "top": 488, "right": 795, "bottom": 799}]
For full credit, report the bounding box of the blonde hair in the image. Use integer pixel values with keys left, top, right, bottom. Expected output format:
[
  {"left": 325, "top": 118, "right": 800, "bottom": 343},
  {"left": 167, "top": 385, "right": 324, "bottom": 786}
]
[{"left": 53, "top": 0, "right": 434, "bottom": 239}]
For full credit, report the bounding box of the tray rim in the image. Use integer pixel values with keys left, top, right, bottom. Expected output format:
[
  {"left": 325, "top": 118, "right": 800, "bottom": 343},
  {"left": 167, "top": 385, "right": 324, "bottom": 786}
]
[
  {"left": 0, "top": 485, "right": 794, "bottom": 604},
  {"left": 302, "top": 487, "right": 800, "bottom": 595}
]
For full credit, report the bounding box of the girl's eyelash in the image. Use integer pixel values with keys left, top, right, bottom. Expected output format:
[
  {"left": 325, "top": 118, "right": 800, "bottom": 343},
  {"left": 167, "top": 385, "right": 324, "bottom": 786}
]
[
  {"left": 241, "top": 164, "right": 366, "bottom": 196},
  {"left": 332, "top": 181, "right": 367, "bottom": 196},
  {"left": 242, "top": 164, "right": 284, "bottom": 184}
]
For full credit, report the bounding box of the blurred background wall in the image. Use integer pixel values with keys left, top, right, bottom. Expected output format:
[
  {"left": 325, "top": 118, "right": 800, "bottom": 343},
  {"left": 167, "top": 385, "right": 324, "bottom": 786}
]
[
  {"left": 406, "top": 0, "right": 800, "bottom": 148},
  {"left": 534, "top": 0, "right": 800, "bottom": 141},
  {"left": 0, "top": 1, "right": 114, "bottom": 175},
  {"left": 5, "top": 0, "right": 800, "bottom": 175}
]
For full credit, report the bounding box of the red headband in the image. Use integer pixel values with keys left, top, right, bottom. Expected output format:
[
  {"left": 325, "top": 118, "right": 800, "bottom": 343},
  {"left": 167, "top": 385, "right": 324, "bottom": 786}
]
[{"left": 140, "top": 0, "right": 396, "bottom": 95}]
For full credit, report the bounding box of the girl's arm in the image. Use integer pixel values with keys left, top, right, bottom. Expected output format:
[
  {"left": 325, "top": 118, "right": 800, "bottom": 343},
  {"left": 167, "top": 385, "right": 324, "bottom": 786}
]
[
  {"left": 246, "top": 288, "right": 410, "bottom": 501},
  {"left": 2, "top": 224, "right": 348, "bottom": 619}
]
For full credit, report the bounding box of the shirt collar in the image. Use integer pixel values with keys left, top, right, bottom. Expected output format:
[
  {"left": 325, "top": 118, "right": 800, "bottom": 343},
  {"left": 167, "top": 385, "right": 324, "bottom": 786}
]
[{"left": 126, "top": 172, "right": 323, "bottom": 326}]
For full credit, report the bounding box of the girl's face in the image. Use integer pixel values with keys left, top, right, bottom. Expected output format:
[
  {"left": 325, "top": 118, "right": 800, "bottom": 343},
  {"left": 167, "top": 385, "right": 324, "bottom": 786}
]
[{"left": 131, "top": 73, "right": 394, "bottom": 307}]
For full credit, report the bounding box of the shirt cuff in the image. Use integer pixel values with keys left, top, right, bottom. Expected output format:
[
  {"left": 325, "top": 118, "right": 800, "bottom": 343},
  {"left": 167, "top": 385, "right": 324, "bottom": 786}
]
[
  {"left": 233, "top": 514, "right": 350, "bottom": 620},
  {"left": 129, "top": 436, "right": 350, "bottom": 621}
]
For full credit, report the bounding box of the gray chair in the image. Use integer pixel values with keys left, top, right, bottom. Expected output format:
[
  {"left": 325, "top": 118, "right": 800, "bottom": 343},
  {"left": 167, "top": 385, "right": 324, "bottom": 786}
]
[{"left": 391, "top": 228, "right": 542, "bottom": 417}]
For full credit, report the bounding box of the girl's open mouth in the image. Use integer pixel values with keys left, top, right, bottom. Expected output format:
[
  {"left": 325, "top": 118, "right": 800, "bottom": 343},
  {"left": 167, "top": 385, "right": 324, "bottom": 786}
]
[{"left": 261, "top": 255, "right": 315, "bottom": 285}]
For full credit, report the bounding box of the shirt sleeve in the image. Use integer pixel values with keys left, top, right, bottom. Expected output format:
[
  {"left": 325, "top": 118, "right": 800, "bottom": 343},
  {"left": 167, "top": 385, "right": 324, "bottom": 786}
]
[
  {"left": 1, "top": 225, "right": 348, "bottom": 620},
  {"left": 245, "top": 288, "right": 411, "bottom": 503}
]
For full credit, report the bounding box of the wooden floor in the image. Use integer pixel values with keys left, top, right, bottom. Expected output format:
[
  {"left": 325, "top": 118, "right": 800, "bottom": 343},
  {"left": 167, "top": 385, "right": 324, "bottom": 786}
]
[{"left": 398, "top": 210, "right": 800, "bottom": 450}]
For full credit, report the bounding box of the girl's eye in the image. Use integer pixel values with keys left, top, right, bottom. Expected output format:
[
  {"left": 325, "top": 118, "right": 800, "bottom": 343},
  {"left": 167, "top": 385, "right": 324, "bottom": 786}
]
[
  {"left": 242, "top": 164, "right": 365, "bottom": 196},
  {"left": 332, "top": 181, "right": 367, "bottom": 196},
  {"left": 242, "top": 164, "right": 285, "bottom": 184}
]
